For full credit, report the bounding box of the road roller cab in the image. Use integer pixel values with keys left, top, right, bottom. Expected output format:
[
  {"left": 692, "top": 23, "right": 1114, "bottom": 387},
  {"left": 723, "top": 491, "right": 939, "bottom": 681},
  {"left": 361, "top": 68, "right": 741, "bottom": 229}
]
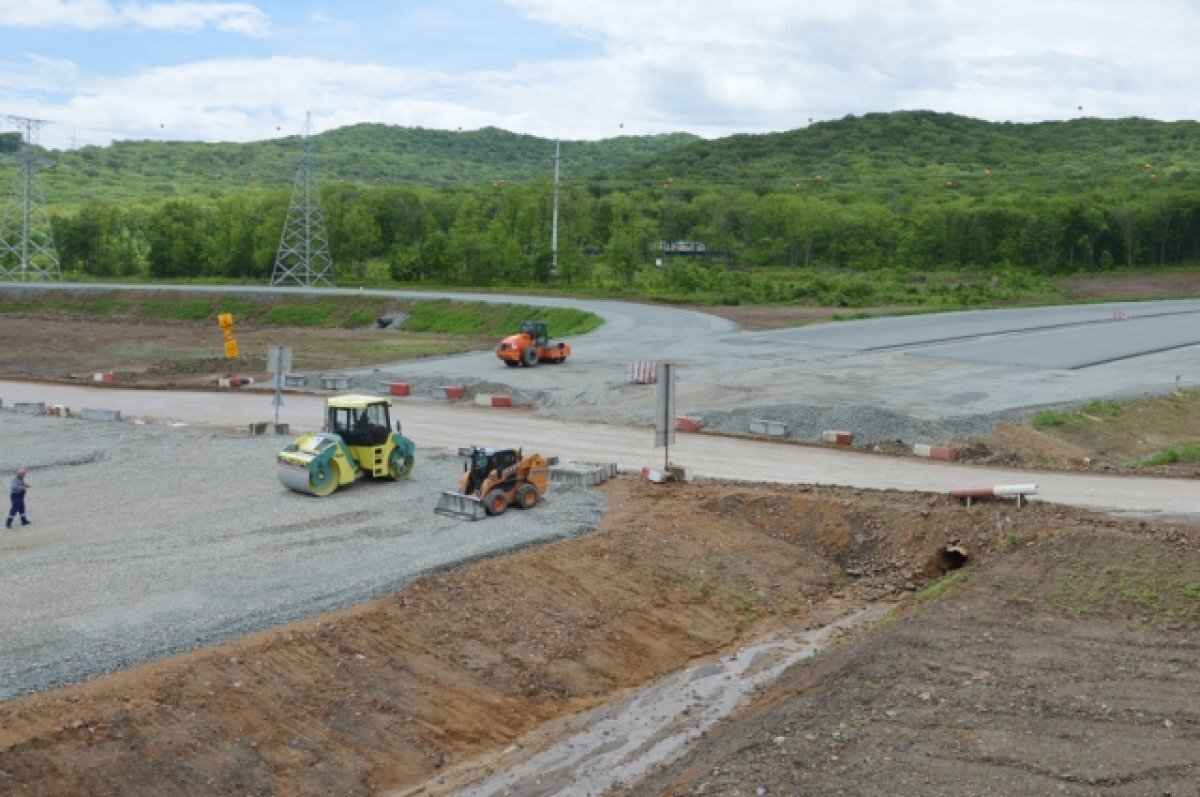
[{"left": 277, "top": 394, "right": 416, "bottom": 496}]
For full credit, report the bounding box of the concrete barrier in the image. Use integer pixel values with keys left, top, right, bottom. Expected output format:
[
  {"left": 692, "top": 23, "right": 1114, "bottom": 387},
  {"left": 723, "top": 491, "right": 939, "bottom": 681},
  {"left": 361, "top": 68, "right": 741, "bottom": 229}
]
[
  {"left": 283, "top": 374, "right": 307, "bottom": 388},
  {"left": 474, "top": 394, "right": 512, "bottom": 408},
  {"left": 951, "top": 484, "right": 1038, "bottom": 507},
  {"left": 379, "top": 381, "right": 410, "bottom": 397},
  {"left": 80, "top": 408, "right": 122, "bottom": 422},
  {"left": 274, "top": 423, "right": 290, "bottom": 435},
  {"left": 320, "top": 374, "right": 352, "bottom": 391},
  {"left": 914, "top": 443, "right": 956, "bottom": 461},
  {"left": 14, "top": 402, "right": 45, "bottom": 415},
  {"left": 248, "top": 422, "right": 269, "bottom": 435},
  {"left": 749, "top": 419, "right": 788, "bottom": 437},
  {"left": 550, "top": 462, "right": 618, "bottom": 487}
]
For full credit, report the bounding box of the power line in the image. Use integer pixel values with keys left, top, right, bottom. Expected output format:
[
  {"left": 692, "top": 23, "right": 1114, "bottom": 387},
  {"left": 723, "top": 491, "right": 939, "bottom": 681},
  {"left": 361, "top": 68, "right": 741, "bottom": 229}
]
[
  {"left": 0, "top": 116, "right": 61, "bottom": 282},
  {"left": 270, "top": 112, "right": 334, "bottom": 287}
]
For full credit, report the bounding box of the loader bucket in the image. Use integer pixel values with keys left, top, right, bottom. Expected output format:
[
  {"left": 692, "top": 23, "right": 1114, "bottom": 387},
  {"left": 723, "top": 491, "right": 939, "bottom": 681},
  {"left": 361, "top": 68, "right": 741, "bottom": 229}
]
[{"left": 434, "top": 491, "right": 487, "bottom": 521}]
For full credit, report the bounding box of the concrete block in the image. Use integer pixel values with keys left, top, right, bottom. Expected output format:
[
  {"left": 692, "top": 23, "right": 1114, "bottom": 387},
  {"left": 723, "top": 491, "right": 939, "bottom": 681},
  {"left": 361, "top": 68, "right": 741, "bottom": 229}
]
[
  {"left": 283, "top": 374, "right": 307, "bottom": 388},
  {"left": 14, "top": 402, "right": 45, "bottom": 415},
  {"left": 379, "top": 381, "right": 410, "bottom": 397},
  {"left": 248, "top": 422, "right": 269, "bottom": 435},
  {"left": 749, "top": 419, "right": 788, "bottom": 436},
  {"left": 320, "top": 374, "right": 352, "bottom": 391},
  {"left": 274, "top": 423, "right": 290, "bottom": 435},
  {"left": 80, "top": 408, "right": 122, "bottom": 422},
  {"left": 550, "top": 461, "right": 618, "bottom": 487}
]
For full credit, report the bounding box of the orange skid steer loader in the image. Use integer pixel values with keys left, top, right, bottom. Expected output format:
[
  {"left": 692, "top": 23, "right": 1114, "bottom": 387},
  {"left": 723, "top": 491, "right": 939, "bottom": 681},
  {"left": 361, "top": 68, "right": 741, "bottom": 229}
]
[{"left": 434, "top": 446, "right": 550, "bottom": 520}]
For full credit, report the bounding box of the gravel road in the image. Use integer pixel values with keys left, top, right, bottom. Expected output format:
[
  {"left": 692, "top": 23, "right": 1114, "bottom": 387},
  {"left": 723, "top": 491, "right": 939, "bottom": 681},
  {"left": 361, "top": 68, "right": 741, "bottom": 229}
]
[{"left": 0, "top": 410, "right": 605, "bottom": 702}]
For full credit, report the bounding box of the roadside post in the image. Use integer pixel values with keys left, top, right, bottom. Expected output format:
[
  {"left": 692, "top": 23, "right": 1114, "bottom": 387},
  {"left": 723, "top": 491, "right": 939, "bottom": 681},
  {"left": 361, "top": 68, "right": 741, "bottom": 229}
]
[
  {"left": 654, "top": 362, "right": 676, "bottom": 471},
  {"left": 267, "top": 345, "right": 293, "bottom": 426}
]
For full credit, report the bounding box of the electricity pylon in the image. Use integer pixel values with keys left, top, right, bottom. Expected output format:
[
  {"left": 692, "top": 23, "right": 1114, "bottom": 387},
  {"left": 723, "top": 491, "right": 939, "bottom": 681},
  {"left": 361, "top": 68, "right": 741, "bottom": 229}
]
[
  {"left": 0, "top": 116, "right": 61, "bottom": 281},
  {"left": 270, "top": 113, "right": 334, "bottom": 286}
]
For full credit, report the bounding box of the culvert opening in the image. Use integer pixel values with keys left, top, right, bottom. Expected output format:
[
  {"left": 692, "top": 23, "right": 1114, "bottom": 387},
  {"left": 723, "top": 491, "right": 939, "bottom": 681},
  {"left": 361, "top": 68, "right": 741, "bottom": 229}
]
[{"left": 935, "top": 544, "right": 969, "bottom": 573}]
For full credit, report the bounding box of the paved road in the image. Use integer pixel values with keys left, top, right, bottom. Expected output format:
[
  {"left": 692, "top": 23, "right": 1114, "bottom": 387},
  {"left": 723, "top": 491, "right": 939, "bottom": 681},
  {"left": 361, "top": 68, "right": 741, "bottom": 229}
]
[
  {"left": 1, "top": 380, "right": 1198, "bottom": 518},
  {"left": 15, "top": 284, "right": 1200, "bottom": 427}
]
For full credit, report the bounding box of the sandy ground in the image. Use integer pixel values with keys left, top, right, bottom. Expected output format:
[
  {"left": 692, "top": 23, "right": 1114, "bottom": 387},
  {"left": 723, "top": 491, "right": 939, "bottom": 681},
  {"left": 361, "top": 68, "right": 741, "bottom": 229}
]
[{"left": 1, "top": 283, "right": 1199, "bottom": 795}]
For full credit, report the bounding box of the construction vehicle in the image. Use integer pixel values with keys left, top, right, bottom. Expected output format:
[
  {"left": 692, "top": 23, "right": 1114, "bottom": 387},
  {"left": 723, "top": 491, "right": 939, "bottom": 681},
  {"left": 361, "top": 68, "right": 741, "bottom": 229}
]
[
  {"left": 496, "top": 320, "right": 571, "bottom": 367},
  {"left": 434, "top": 446, "right": 549, "bottom": 520},
  {"left": 277, "top": 394, "right": 416, "bottom": 496}
]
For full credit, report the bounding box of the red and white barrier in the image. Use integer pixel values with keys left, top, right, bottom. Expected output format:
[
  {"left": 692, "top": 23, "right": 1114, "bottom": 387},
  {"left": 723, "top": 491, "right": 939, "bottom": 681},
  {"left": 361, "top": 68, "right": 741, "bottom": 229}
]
[
  {"left": 822, "top": 429, "right": 854, "bottom": 446},
  {"left": 951, "top": 484, "right": 1038, "bottom": 507},
  {"left": 379, "top": 381, "right": 410, "bottom": 397},
  {"left": 676, "top": 416, "right": 703, "bottom": 432},
  {"left": 474, "top": 394, "right": 513, "bottom": 408},
  {"left": 434, "top": 385, "right": 465, "bottom": 400},
  {"left": 913, "top": 443, "right": 957, "bottom": 461},
  {"left": 94, "top": 372, "right": 115, "bottom": 383},
  {"left": 218, "top": 376, "right": 253, "bottom": 388},
  {"left": 630, "top": 361, "right": 658, "bottom": 384}
]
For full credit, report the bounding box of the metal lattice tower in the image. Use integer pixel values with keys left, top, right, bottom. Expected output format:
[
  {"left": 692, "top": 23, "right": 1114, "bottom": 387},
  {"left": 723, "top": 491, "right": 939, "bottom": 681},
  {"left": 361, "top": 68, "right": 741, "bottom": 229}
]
[
  {"left": 270, "top": 113, "right": 334, "bottom": 286},
  {"left": 0, "top": 116, "right": 61, "bottom": 282}
]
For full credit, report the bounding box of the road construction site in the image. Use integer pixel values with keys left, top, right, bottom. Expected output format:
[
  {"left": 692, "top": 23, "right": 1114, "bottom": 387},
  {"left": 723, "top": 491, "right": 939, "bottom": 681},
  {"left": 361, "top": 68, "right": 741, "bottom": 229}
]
[{"left": 0, "top": 289, "right": 1198, "bottom": 795}]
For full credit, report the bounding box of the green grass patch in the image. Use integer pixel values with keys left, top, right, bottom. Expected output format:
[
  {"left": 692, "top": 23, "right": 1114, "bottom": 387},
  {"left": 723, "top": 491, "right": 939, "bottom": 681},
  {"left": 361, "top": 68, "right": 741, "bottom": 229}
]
[
  {"left": 1135, "top": 442, "right": 1200, "bottom": 467},
  {"left": 913, "top": 570, "right": 968, "bottom": 603},
  {"left": 261, "top": 304, "right": 336, "bottom": 326},
  {"left": 402, "top": 300, "right": 601, "bottom": 337},
  {"left": 1052, "top": 558, "right": 1200, "bottom": 620},
  {"left": 137, "top": 299, "right": 213, "bottom": 321},
  {"left": 1032, "top": 399, "right": 1124, "bottom": 431}
]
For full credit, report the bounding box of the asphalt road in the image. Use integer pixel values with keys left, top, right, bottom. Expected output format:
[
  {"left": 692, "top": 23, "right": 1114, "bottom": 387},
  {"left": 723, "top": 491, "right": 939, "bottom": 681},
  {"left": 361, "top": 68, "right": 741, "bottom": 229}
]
[{"left": 16, "top": 284, "right": 1200, "bottom": 425}]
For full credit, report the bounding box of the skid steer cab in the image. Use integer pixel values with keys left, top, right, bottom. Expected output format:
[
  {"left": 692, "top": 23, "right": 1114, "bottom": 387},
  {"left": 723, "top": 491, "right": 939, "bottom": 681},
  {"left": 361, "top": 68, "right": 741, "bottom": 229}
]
[
  {"left": 434, "top": 446, "right": 549, "bottom": 520},
  {"left": 496, "top": 320, "right": 571, "bottom": 367},
  {"left": 277, "top": 394, "right": 416, "bottom": 497}
]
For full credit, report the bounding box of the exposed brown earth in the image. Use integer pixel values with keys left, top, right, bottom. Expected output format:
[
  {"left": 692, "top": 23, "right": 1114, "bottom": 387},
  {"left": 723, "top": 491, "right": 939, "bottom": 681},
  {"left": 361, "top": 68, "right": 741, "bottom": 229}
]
[
  {"left": 5, "top": 476, "right": 1195, "bottom": 796},
  {"left": 2, "top": 274, "right": 1199, "bottom": 795}
]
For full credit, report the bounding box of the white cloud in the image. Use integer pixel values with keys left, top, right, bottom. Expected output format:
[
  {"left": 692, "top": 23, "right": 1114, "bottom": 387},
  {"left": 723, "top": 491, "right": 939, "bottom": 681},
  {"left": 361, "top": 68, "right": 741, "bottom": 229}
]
[
  {"left": 8, "top": 0, "right": 1200, "bottom": 148},
  {"left": 0, "top": 0, "right": 269, "bottom": 35}
]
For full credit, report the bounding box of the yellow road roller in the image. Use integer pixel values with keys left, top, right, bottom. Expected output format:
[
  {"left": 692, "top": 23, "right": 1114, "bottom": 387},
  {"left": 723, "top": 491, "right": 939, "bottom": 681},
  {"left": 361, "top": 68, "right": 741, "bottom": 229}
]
[{"left": 277, "top": 394, "right": 416, "bottom": 496}]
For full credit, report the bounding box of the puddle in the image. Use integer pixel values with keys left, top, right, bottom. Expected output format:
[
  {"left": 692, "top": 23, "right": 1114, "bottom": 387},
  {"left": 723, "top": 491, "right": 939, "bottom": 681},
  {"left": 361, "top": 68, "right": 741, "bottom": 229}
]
[{"left": 426, "top": 604, "right": 891, "bottom": 797}]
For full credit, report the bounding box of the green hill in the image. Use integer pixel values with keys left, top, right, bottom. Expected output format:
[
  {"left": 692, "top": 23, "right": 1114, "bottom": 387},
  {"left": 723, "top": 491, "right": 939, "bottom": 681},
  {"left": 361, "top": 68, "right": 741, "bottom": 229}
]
[
  {"left": 4, "top": 111, "right": 1200, "bottom": 302},
  {"left": 612, "top": 110, "right": 1200, "bottom": 197},
  {"left": 3, "top": 125, "right": 698, "bottom": 207}
]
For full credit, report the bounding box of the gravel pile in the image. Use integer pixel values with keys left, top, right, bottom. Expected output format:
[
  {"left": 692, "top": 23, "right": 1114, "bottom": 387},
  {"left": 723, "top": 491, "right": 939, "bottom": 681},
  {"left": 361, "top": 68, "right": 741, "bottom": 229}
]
[{"left": 0, "top": 410, "right": 607, "bottom": 701}]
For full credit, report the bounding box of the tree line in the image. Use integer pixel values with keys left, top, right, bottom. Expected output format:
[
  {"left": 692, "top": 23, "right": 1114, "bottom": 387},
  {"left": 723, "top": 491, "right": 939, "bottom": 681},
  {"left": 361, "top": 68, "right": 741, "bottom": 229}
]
[
  {"left": 45, "top": 175, "right": 1199, "bottom": 286},
  {"left": 14, "top": 111, "right": 1200, "bottom": 303}
]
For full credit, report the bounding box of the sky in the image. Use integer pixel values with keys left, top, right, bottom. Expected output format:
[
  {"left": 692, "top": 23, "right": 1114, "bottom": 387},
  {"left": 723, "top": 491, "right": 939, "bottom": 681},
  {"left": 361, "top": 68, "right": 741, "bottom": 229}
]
[{"left": 1, "top": 0, "right": 1198, "bottom": 151}]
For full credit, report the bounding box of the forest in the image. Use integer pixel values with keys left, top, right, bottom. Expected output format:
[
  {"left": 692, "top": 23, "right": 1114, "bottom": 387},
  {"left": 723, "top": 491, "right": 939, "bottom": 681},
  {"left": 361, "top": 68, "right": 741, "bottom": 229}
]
[{"left": 4, "top": 110, "right": 1200, "bottom": 306}]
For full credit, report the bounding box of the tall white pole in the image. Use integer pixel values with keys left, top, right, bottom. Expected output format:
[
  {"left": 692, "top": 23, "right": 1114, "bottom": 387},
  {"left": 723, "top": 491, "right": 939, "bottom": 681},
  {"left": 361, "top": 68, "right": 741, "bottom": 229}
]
[{"left": 551, "top": 139, "right": 560, "bottom": 275}]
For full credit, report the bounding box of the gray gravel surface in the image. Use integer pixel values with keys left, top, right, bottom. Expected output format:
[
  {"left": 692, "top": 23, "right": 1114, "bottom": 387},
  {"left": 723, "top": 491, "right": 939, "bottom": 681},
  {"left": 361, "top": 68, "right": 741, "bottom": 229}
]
[{"left": 0, "top": 410, "right": 606, "bottom": 702}]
